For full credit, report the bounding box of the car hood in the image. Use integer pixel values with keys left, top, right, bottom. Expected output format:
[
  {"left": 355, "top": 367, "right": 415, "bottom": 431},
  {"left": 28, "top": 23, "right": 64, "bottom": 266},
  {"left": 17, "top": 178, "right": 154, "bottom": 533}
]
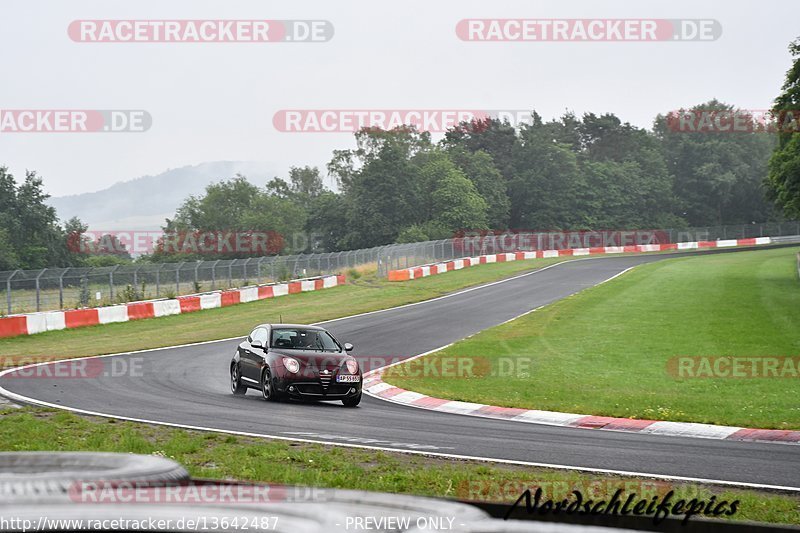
[{"left": 271, "top": 349, "right": 349, "bottom": 371}]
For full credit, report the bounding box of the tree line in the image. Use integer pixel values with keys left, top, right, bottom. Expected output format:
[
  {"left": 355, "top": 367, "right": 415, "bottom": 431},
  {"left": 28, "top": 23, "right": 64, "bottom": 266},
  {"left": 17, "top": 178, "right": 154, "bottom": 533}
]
[
  {"left": 1, "top": 35, "right": 798, "bottom": 268},
  {"left": 152, "top": 98, "right": 789, "bottom": 260}
]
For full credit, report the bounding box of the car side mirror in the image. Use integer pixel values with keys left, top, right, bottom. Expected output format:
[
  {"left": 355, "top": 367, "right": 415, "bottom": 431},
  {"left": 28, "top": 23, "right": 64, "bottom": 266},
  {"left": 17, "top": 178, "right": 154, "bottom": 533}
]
[
  {"left": 344, "top": 342, "right": 354, "bottom": 352},
  {"left": 251, "top": 339, "right": 265, "bottom": 350}
]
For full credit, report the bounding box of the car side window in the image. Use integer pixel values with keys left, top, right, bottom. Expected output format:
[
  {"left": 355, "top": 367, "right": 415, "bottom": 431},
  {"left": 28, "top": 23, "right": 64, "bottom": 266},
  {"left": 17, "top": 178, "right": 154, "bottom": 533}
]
[{"left": 250, "top": 328, "right": 268, "bottom": 345}]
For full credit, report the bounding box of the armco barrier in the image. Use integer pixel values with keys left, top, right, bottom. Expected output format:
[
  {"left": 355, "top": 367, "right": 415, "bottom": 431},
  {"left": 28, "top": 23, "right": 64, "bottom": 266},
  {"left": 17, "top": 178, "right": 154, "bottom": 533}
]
[
  {"left": 387, "top": 238, "right": 772, "bottom": 281},
  {"left": 0, "top": 274, "right": 346, "bottom": 340}
]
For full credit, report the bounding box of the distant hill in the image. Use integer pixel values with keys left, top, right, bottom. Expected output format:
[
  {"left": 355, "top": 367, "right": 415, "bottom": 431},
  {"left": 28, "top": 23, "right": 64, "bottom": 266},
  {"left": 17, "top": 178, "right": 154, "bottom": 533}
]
[{"left": 48, "top": 161, "right": 277, "bottom": 231}]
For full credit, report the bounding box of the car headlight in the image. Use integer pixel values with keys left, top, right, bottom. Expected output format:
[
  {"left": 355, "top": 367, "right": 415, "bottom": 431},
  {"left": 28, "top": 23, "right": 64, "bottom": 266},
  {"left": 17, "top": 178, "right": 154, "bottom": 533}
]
[
  {"left": 345, "top": 359, "right": 359, "bottom": 374},
  {"left": 282, "top": 357, "right": 300, "bottom": 374}
]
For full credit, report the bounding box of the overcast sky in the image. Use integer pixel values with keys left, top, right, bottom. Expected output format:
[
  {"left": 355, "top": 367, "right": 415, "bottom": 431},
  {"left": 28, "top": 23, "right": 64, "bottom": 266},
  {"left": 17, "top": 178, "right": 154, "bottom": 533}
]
[{"left": 0, "top": 0, "right": 797, "bottom": 197}]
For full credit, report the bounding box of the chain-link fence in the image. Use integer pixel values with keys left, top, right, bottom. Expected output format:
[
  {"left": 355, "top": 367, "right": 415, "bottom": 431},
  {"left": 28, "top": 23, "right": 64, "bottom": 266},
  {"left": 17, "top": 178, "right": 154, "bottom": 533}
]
[
  {"left": 0, "top": 248, "right": 390, "bottom": 315},
  {"left": 2, "top": 221, "right": 799, "bottom": 315},
  {"left": 375, "top": 221, "right": 800, "bottom": 275}
]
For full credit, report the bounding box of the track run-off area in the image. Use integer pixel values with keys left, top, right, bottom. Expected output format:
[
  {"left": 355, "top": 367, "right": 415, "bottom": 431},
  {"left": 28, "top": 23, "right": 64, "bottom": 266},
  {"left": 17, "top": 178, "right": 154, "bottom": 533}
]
[{"left": 1, "top": 247, "right": 799, "bottom": 491}]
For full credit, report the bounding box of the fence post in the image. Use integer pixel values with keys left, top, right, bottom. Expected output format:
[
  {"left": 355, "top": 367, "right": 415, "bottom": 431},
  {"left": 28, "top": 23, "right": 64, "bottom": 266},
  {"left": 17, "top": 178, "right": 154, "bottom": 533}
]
[
  {"left": 228, "top": 262, "right": 233, "bottom": 287},
  {"left": 211, "top": 260, "right": 220, "bottom": 290},
  {"left": 155, "top": 266, "right": 160, "bottom": 297},
  {"left": 244, "top": 258, "right": 253, "bottom": 284},
  {"left": 176, "top": 262, "right": 184, "bottom": 295},
  {"left": 59, "top": 270, "right": 66, "bottom": 309},
  {"left": 35, "top": 269, "right": 44, "bottom": 312},
  {"left": 109, "top": 265, "right": 119, "bottom": 302},
  {"left": 194, "top": 262, "right": 200, "bottom": 290},
  {"left": 256, "top": 257, "right": 263, "bottom": 285},
  {"left": 6, "top": 270, "right": 18, "bottom": 315}
]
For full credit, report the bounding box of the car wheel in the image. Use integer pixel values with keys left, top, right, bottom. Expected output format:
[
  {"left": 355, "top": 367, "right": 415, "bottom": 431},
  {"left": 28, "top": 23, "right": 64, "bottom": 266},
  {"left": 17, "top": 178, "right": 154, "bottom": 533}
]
[
  {"left": 342, "top": 392, "right": 361, "bottom": 407},
  {"left": 260, "top": 368, "right": 281, "bottom": 402},
  {"left": 230, "top": 364, "right": 246, "bottom": 396}
]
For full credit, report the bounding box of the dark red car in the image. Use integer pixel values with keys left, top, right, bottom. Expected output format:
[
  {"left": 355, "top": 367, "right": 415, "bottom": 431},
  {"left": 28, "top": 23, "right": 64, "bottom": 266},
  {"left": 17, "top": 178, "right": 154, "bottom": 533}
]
[{"left": 230, "top": 323, "right": 362, "bottom": 406}]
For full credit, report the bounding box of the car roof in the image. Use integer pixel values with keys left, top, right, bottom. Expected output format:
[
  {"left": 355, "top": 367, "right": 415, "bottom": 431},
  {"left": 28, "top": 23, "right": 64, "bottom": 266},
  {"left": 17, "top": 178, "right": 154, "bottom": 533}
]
[{"left": 254, "top": 323, "right": 326, "bottom": 331}]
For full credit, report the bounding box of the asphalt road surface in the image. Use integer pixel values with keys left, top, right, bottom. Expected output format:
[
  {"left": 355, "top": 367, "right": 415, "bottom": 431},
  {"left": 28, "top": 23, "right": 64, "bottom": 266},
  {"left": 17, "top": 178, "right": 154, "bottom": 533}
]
[{"left": 2, "top": 250, "right": 799, "bottom": 489}]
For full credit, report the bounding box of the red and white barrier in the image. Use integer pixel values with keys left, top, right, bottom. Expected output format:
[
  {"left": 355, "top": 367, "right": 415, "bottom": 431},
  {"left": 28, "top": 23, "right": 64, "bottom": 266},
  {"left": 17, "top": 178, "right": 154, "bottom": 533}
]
[
  {"left": 0, "top": 274, "right": 346, "bottom": 339},
  {"left": 387, "top": 237, "right": 772, "bottom": 281},
  {"left": 362, "top": 370, "right": 800, "bottom": 444}
]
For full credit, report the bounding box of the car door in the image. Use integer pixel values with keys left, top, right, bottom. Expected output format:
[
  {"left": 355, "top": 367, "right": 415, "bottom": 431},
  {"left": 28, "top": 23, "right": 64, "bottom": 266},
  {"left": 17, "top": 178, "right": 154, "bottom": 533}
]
[{"left": 240, "top": 327, "right": 268, "bottom": 384}]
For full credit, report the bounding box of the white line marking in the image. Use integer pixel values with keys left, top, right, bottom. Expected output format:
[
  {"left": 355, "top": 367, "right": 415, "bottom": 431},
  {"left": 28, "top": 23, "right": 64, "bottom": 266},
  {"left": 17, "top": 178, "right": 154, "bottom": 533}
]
[{"left": 0, "top": 382, "right": 795, "bottom": 492}]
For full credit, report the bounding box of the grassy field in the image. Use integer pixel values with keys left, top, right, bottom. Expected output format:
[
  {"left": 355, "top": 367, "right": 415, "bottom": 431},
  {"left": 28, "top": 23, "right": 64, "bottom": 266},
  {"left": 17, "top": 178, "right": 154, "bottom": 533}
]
[
  {"left": 386, "top": 247, "right": 800, "bottom": 429},
  {"left": 0, "top": 257, "right": 571, "bottom": 361},
  {"left": 0, "top": 407, "right": 797, "bottom": 526}
]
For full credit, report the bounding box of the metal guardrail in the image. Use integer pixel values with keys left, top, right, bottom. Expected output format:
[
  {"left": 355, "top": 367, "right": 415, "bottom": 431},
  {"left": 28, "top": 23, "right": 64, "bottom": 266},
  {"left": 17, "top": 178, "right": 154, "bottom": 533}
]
[{"left": 1, "top": 222, "right": 799, "bottom": 315}]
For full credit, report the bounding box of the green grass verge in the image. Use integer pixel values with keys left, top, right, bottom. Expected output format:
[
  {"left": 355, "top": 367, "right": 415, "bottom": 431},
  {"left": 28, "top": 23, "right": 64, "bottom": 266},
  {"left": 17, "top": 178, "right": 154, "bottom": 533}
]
[
  {"left": 0, "top": 407, "right": 797, "bottom": 526},
  {"left": 0, "top": 257, "right": 571, "bottom": 361},
  {"left": 386, "top": 247, "right": 800, "bottom": 429}
]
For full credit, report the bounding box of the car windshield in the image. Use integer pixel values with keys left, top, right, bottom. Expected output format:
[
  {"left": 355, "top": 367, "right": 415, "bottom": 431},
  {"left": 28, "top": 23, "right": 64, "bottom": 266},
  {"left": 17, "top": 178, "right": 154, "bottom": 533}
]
[{"left": 270, "top": 328, "right": 341, "bottom": 352}]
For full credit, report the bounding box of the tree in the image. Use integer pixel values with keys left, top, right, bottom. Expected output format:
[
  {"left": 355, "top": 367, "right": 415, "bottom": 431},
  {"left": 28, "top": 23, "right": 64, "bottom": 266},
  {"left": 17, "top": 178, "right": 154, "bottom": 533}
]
[
  {"left": 328, "top": 127, "right": 432, "bottom": 248},
  {"left": 88, "top": 233, "right": 133, "bottom": 260},
  {"left": 430, "top": 167, "right": 488, "bottom": 231},
  {"left": 339, "top": 139, "right": 420, "bottom": 248},
  {"left": 655, "top": 101, "right": 775, "bottom": 225},
  {"left": 150, "top": 175, "right": 307, "bottom": 261},
  {"left": 766, "top": 37, "right": 800, "bottom": 218},
  {"left": 443, "top": 118, "right": 518, "bottom": 182},
  {"left": 0, "top": 228, "right": 19, "bottom": 270},
  {"left": 306, "top": 191, "right": 348, "bottom": 251},
  {"left": 267, "top": 166, "right": 325, "bottom": 202},
  {"left": 0, "top": 167, "right": 82, "bottom": 269},
  {"left": 447, "top": 147, "right": 510, "bottom": 229},
  {"left": 509, "top": 123, "right": 585, "bottom": 229}
]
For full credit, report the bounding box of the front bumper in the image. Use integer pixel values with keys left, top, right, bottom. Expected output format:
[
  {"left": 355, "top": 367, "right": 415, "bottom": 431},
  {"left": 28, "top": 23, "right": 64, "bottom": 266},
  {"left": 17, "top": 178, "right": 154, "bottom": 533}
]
[{"left": 274, "top": 374, "right": 362, "bottom": 400}]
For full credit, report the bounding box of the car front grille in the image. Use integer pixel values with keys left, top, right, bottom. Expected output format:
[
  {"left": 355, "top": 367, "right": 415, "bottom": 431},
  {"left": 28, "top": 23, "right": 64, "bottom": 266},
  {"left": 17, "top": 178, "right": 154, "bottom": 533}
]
[
  {"left": 294, "top": 381, "right": 353, "bottom": 397},
  {"left": 319, "top": 375, "right": 332, "bottom": 388}
]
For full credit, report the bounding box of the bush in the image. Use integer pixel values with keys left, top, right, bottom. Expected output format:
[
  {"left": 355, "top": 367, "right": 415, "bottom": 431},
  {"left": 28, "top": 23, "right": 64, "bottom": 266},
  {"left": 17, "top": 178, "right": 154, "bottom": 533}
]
[{"left": 120, "top": 284, "right": 140, "bottom": 303}]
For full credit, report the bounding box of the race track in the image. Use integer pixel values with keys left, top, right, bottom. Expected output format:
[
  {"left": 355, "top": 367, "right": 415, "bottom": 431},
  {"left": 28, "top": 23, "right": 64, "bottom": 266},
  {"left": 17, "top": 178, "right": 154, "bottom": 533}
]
[{"left": 2, "top": 250, "right": 799, "bottom": 490}]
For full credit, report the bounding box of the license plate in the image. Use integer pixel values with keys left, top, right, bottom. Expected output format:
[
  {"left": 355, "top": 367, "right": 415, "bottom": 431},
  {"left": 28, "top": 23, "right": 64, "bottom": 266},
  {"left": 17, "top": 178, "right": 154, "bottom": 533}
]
[{"left": 336, "top": 375, "right": 360, "bottom": 383}]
